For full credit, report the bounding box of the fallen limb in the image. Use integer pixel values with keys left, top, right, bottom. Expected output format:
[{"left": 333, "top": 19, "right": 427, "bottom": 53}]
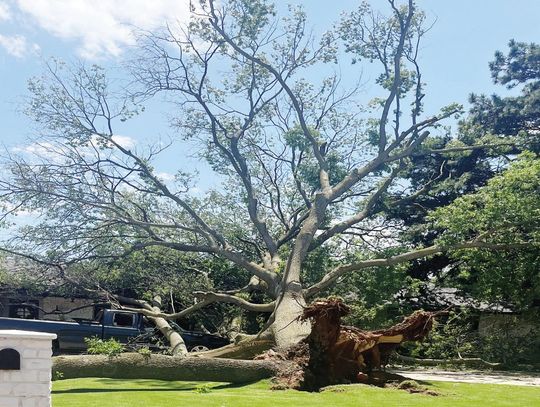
[
  {"left": 52, "top": 353, "right": 287, "bottom": 383},
  {"left": 395, "top": 354, "right": 502, "bottom": 368},
  {"left": 115, "top": 295, "right": 188, "bottom": 356},
  {"left": 193, "top": 337, "right": 275, "bottom": 359}
]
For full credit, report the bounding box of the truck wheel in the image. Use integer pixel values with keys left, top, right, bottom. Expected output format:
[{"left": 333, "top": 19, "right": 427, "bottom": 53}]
[{"left": 190, "top": 345, "right": 210, "bottom": 352}]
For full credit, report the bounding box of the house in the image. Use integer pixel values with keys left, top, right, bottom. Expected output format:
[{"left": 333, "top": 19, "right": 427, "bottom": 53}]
[
  {"left": 0, "top": 256, "right": 97, "bottom": 321},
  {"left": 0, "top": 295, "right": 96, "bottom": 321},
  {"left": 396, "top": 283, "right": 539, "bottom": 339}
]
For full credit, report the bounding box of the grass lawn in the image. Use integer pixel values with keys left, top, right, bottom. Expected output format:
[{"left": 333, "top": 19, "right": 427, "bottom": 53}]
[{"left": 52, "top": 378, "right": 540, "bottom": 407}]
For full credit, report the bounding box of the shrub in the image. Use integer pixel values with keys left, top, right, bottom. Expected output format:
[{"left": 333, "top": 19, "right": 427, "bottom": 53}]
[
  {"left": 477, "top": 315, "right": 540, "bottom": 367},
  {"left": 84, "top": 337, "right": 124, "bottom": 358},
  {"left": 137, "top": 346, "right": 152, "bottom": 361},
  {"left": 195, "top": 383, "right": 213, "bottom": 394},
  {"left": 52, "top": 370, "right": 64, "bottom": 381}
]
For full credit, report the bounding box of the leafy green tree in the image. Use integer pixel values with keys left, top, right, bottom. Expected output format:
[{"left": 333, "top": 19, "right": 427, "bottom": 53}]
[
  {"left": 429, "top": 153, "right": 540, "bottom": 309},
  {"left": 470, "top": 40, "right": 540, "bottom": 139},
  {"left": 374, "top": 41, "right": 540, "bottom": 312}
]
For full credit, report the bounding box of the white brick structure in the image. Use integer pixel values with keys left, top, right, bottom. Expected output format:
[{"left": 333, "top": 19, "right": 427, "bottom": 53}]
[{"left": 0, "top": 330, "right": 56, "bottom": 407}]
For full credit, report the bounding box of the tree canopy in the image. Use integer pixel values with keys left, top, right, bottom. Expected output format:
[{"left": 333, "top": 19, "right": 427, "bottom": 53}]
[{"left": 0, "top": 0, "right": 537, "bottom": 350}]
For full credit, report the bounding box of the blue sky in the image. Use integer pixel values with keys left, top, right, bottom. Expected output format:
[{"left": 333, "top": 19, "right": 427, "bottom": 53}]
[{"left": 0, "top": 0, "right": 539, "bottom": 184}]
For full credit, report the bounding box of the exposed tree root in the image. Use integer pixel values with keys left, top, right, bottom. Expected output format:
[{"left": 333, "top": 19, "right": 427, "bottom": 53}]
[
  {"left": 257, "top": 298, "right": 440, "bottom": 391},
  {"left": 388, "top": 379, "right": 441, "bottom": 396}
]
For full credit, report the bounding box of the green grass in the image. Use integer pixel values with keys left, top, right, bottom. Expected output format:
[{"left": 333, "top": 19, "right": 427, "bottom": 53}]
[{"left": 52, "top": 378, "right": 540, "bottom": 407}]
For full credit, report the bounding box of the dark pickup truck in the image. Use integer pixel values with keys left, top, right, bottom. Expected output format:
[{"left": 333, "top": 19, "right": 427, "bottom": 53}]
[{"left": 0, "top": 309, "right": 229, "bottom": 353}]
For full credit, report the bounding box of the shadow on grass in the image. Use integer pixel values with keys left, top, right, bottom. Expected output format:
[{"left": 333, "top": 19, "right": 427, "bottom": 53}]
[
  {"left": 52, "top": 388, "right": 199, "bottom": 394},
  {"left": 52, "top": 380, "right": 259, "bottom": 394},
  {"left": 213, "top": 381, "right": 261, "bottom": 390}
]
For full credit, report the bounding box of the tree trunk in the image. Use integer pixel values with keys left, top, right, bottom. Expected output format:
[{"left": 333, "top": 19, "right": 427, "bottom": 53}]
[
  {"left": 149, "top": 296, "right": 188, "bottom": 356},
  {"left": 271, "top": 285, "right": 311, "bottom": 348},
  {"left": 52, "top": 354, "right": 286, "bottom": 383},
  {"left": 149, "top": 315, "right": 188, "bottom": 356},
  {"left": 116, "top": 295, "right": 188, "bottom": 356}
]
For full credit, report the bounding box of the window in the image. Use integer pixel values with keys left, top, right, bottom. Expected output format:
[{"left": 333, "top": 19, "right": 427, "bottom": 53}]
[
  {"left": 113, "top": 313, "right": 134, "bottom": 327},
  {"left": 93, "top": 303, "right": 112, "bottom": 321},
  {"left": 8, "top": 299, "right": 39, "bottom": 319}
]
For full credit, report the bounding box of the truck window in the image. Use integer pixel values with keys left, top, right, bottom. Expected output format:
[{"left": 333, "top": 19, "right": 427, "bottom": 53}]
[
  {"left": 94, "top": 309, "right": 104, "bottom": 323},
  {"left": 113, "top": 313, "right": 134, "bottom": 327}
]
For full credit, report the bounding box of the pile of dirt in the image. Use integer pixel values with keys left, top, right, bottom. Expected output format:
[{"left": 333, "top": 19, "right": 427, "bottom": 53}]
[
  {"left": 390, "top": 379, "right": 440, "bottom": 396},
  {"left": 320, "top": 379, "right": 440, "bottom": 396}
]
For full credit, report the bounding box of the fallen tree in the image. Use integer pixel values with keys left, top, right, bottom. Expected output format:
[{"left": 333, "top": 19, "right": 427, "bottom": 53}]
[
  {"left": 193, "top": 335, "right": 275, "bottom": 360},
  {"left": 52, "top": 298, "right": 440, "bottom": 391}
]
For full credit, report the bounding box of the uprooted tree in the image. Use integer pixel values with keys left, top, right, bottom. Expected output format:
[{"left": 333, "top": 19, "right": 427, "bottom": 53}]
[
  {"left": 1, "top": 0, "right": 537, "bottom": 356},
  {"left": 52, "top": 298, "right": 440, "bottom": 390}
]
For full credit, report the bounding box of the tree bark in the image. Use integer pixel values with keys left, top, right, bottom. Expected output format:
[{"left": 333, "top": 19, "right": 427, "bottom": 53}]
[
  {"left": 53, "top": 354, "right": 287, "bottom": 383},
  {"left": 148, "top": 315, "right": 188, "bottom": 355},
  {"left": 271, "top": 286, "right": 311, "bottom": 348},
  {"left": 149, "top": 296, "right": 188, "bottom": 356},
  {"left": 116, "top": 294, "right": 188, "bottom": 356}
]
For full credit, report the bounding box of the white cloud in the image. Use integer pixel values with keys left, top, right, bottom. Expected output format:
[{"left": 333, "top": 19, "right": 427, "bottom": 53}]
[
  {"left": 13, "top": 141, "right": 56, "bottom": 156},
  {"left": 12, "top": 136, "right": 136, "bottom": 163},
  {"left": 0, "top": 1, "right": 11, "bottom": 21},
  {"left": 156, "top": 172, "right": 175, "bottom": 182},
  {"left": 11, "top": 141, "right": 66, "bottom": 163},
  {"left": 111, "top": 135, "right": 136, "bottom": 149},
  {"left": 0, "top": 33, "right": 38, "bottom": 58},
  {"left": 16, "top": 0, "right": 193, "bottom": 59}
]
